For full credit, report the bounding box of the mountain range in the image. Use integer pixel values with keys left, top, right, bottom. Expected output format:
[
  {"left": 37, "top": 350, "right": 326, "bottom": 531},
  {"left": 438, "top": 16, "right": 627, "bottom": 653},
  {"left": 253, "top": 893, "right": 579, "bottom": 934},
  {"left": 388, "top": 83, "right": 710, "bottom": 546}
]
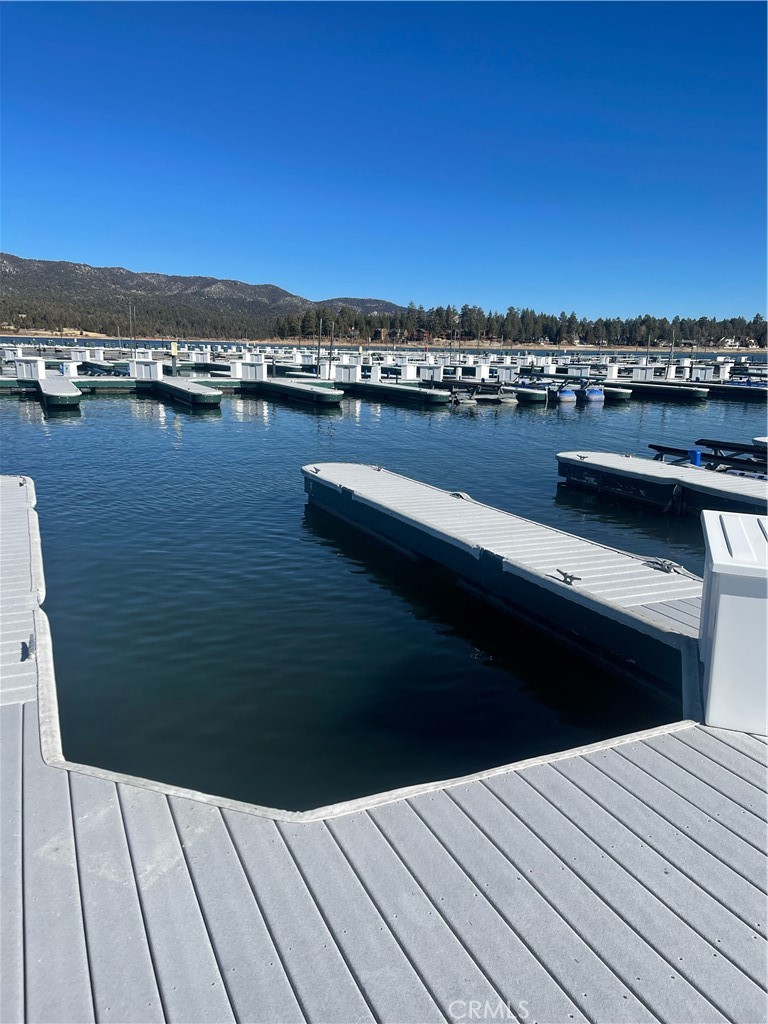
[{"left": 0, "top": 253, "right": 404, "bottom": 338}]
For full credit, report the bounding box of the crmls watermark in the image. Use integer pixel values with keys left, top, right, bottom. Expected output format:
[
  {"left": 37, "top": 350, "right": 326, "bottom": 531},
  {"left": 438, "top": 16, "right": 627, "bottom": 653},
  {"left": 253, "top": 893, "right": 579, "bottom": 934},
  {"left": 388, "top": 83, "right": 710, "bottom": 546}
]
[{"left": 448, "top": 998, "right": 529, "bottom": 1020}]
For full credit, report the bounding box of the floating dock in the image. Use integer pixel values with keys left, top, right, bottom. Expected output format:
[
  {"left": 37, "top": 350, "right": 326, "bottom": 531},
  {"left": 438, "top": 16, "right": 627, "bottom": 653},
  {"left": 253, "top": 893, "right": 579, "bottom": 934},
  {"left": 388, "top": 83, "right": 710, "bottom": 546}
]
[
  {"left": 558, "top": 451, "right": 768, "bottom": 516},
  {"left": 154, "top": 378, "right": 223, "bottom": 406},
  {"left": 1, "top": 475, "right": 767, "bottom": 1022},
  {"left": 303, "top": 463, "right": 708, "bottom": 698},
  {"left": 339, "top": 380, "right": 452, "bottom": 405},
  {"left": 36, "top": 377, "right": 82, "bottom": 408},
  {"left": 248, "top": 378, "right": 345, "bottom": 405},
  {"left": 74, "top": 375, "right": 141, "bottom": 394},
  {"left": 619, "top": 380, "right": 709, "bottom": 401},
  {"left": 675, "top": 380, "right": 768, "bottom": 402}
]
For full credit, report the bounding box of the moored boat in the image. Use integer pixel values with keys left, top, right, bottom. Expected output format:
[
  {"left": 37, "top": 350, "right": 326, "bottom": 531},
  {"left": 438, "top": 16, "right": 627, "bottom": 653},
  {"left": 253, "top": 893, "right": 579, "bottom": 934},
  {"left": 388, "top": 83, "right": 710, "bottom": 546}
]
[
  {"left": 510, "top": 379, "right": 549, "bottom": 403},
  {"left": 575, "top": 381, "right": 605, "bottom": 402},
  {"left": 547, "top": 383, "right": 577, "bottom": 402}
]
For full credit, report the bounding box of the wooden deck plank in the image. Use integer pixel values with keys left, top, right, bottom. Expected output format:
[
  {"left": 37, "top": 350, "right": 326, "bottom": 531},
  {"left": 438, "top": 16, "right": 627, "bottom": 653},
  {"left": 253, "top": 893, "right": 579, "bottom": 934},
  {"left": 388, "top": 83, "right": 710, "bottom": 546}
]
[
  {"left": 620, "top": 740, "right": 768, "bottom": 849},
  {"left": 0, "top": 702, "right": 24, "bottom": 1024},
  {"left": 648, "top": 734, "right": 767, "bottom": 818},
  {"left": 22, "top": 702, "right": 94, "bottom": 1024},
  {"left": 706, "top": 729, "right": 768, "bottom": 765},
  {"left": 636, "top": 601, "right": 702, "bottom": 629},
  {"left": 370, "top": 797, "right": 607, "bottom": 1023},
  {"left": 278, "top": 818, "right": 446, "bottom": 1024},
  {"left": 118, "top": 784, "right": 235, "bottom": 1023},
  {"left": 583, "top": 746, "right": 767, "bottom": 892},
  {"left": 224, "top": 810, "right": 375, "bottom": 1024},
  {"left": 328, "top": 810, "right": 508, "bottom": 1019},
  {"left": 442, "top": 777, "right": 725, "bottom": 1023},
  {"left": 70, "top": 773, "right": 164, "bottom": 1023},
  {"left": 676, "top": 729, "right": 768, "bottom": 789},
  {"left": 484, "top": 768, "right": 766, "bottom": 1024},
  {"left": 170, "top": 797, "right": 305, "bottom": 1024},
  {"left": 539, "top": 758, "right": 767, "bottom": 982}
]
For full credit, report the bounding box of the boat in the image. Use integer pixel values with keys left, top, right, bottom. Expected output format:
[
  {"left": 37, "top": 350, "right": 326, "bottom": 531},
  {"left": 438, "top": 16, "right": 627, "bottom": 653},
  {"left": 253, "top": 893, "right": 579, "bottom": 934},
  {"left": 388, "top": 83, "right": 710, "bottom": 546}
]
[
  {"left": 547, "top": 383, "right": 577, "bottom": 402},
  {"left": 603, "top": 385, "right": 632, "bottom": 402},
  {"left": 497, "top": 387, "right": 519, "bottom": 404},
  {"left": 450, "top": 389, "right": 477, "bottom": 405},
  {"left": 650, "top": 436, "right": 768, "bottom": 473},
  {"left": 575, "top": 381, "right": 605, "bottom": 402},
  {"left": 509, "top": 378, "right": 549, "bottom": 403}
]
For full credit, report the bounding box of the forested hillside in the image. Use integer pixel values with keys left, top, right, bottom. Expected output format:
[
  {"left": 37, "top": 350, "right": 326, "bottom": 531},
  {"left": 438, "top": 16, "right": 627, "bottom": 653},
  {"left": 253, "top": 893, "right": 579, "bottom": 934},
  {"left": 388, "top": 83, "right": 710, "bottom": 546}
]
[
  {"left": 0, "top": 254, "right": 402, "bottom": 340},
  {"left": 1, "top": 253, "right": 764, "bottom": 346}
]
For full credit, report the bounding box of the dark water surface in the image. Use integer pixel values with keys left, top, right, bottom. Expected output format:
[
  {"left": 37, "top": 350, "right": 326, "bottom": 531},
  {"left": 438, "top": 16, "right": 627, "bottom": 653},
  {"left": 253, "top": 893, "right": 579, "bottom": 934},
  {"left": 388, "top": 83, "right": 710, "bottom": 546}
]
[{"left": 3, "top": 392, "right": 765, "bottom": 810}]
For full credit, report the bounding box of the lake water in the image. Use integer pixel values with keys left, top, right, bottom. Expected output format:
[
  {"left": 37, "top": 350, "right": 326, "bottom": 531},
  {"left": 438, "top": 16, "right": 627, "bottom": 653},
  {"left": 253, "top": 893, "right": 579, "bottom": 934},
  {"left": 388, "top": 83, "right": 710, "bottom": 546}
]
[{"left": 3, "top": 391, "right": 765, "bottom": 810}]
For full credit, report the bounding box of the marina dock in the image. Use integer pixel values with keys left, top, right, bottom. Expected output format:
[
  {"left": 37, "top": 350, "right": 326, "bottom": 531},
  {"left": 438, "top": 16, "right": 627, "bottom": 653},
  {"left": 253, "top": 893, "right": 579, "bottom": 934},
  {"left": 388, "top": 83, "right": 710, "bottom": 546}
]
[
  {"left": 339, "top": 380, "right": 453, "bottom": 405},
  {"left": 248, "top": 378, "right": 345, "bottom": 405},
  {"left": 558, "top": 451, "right": 768, "bottom": 516},
  {"left": 303, "top": 464, "right": 707, "bottom": 700},
  {"left": 1, "top": 473, "right": 767, "bottom": 1023},
  {"left": 617, "top": 380, "right": 709, "bottom": 401},
  {"left": 154, "top": 377, "right": 223, "bottom": 406},
  {"left": 36, "top": 376, "right": 82, "bottom": 408}
]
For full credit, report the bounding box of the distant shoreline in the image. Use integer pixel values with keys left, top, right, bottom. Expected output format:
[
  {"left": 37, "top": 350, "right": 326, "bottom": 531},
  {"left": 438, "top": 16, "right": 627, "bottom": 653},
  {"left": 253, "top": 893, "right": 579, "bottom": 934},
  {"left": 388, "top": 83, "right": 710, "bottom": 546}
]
[{"left": 1, "top": 332, "right": 762, "bottom": 356}]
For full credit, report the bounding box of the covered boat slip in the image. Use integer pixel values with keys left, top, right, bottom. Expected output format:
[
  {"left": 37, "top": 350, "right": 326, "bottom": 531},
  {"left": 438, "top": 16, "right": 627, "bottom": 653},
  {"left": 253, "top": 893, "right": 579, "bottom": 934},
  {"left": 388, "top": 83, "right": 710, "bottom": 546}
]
[
  {"left": 2, "top": 475, "right": 767, "bottom": 1024},
  {"left": 303, "top": 463, "right": 705, "bottom": 702},
  {"left": 558, "top": 450, "right": 768, "bottom": 516}
]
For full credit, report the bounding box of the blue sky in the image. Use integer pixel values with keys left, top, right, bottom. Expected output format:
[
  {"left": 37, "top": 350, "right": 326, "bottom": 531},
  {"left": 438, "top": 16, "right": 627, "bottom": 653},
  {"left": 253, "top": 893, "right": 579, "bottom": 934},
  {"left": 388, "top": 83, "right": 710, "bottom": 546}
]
[{"left": 2, "top": 2, "right": 765, "bottom": 319}]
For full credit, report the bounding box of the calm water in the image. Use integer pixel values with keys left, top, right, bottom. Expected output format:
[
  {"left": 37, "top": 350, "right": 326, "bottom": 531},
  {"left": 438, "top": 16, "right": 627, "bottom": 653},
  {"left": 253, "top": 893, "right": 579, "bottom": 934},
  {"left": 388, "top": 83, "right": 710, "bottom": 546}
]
[{"left": 3, "top": 391, "right": 765, "bottom": 810}]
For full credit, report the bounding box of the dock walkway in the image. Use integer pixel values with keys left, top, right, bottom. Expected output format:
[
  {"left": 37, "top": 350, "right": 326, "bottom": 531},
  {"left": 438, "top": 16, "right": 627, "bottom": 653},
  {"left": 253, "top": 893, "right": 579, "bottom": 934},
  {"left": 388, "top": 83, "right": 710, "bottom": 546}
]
[
  {"left": 1, "top": 475, "right": 766, "bottom": 1023},
  {"left": 36, "top": 376, "right": 82, "bottom": 408},
  {"left": 558, "top": 451, "right": 768, "bottom": 516},
  {"left": 303, "top": 463, "right": 706, "bottom": 698}
]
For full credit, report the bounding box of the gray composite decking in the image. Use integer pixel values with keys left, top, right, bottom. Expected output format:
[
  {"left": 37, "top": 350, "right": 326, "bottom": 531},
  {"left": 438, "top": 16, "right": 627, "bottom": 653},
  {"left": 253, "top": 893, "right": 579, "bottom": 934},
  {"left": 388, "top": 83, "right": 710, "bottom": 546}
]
[
  {"left": 558, "top": 451, "right": 768, "bottom": 514},
  {"left": 1, "top": 474, "right": 767, "bottom": 1024},
  {"left": 302, "top": 462, "right": 705, "bottom": 638},
  {"left": 36, "top": 376, "right": 83, "bottom": 405}
]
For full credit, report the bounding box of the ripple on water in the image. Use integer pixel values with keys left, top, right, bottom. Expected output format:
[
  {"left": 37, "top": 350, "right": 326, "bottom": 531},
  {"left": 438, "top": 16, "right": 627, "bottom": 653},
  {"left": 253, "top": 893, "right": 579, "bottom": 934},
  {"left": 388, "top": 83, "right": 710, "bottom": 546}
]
[{"left": 3, "top": 392, "right": 765, "bottom": 809}]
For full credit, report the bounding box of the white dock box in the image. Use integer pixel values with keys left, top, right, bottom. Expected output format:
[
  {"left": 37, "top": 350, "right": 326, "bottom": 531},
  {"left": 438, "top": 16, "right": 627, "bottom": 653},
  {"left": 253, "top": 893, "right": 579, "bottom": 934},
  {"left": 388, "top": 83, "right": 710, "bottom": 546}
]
[
  {"left": 335, "top": 363, "right": 361, "bottom": 383},
  {"left": 129, "top": 359, "right": 161, "bottom": 380},
  {"left": 15, "top": 358, "right": 46, "bottom": 380},
  {"left": 495, "top": 366, "right": 518, "bottom": 383},
  {"left": 699, "top": 511, "right": 768, "bottom": 735},
  {"left": 241, "top": 358, "right": 268, "bottom": 378}
]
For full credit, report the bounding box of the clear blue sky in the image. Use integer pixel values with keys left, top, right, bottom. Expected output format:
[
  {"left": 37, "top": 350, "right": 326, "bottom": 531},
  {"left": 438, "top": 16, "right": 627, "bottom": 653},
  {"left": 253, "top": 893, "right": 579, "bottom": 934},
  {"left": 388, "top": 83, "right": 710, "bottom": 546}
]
[{"left": 2, "top": 2, "right": 765, "bottom": 319}]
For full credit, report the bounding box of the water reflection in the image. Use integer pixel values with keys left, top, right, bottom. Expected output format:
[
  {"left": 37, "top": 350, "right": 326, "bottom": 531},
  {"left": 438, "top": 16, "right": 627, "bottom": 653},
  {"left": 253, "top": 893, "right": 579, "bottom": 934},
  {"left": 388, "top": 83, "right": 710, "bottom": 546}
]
[
  {"left": 131, "top": 397, "right": 167, "bottom": 424},
  {"left": 302, "top": 503, "right": 677, "bottom": 736},
  {"left": 43, "top": 406, "right": 82, "bottom": 421},
  {"left": 6, "top": 389, "right": 764, "bottom": 809}
]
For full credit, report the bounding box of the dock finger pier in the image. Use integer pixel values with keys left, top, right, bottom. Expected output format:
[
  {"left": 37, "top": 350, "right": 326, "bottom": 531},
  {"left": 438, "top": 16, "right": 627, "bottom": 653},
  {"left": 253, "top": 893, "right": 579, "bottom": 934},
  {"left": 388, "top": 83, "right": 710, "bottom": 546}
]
[{"left": 1, "top": 469, "right": 767, "bottom": 1024}]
